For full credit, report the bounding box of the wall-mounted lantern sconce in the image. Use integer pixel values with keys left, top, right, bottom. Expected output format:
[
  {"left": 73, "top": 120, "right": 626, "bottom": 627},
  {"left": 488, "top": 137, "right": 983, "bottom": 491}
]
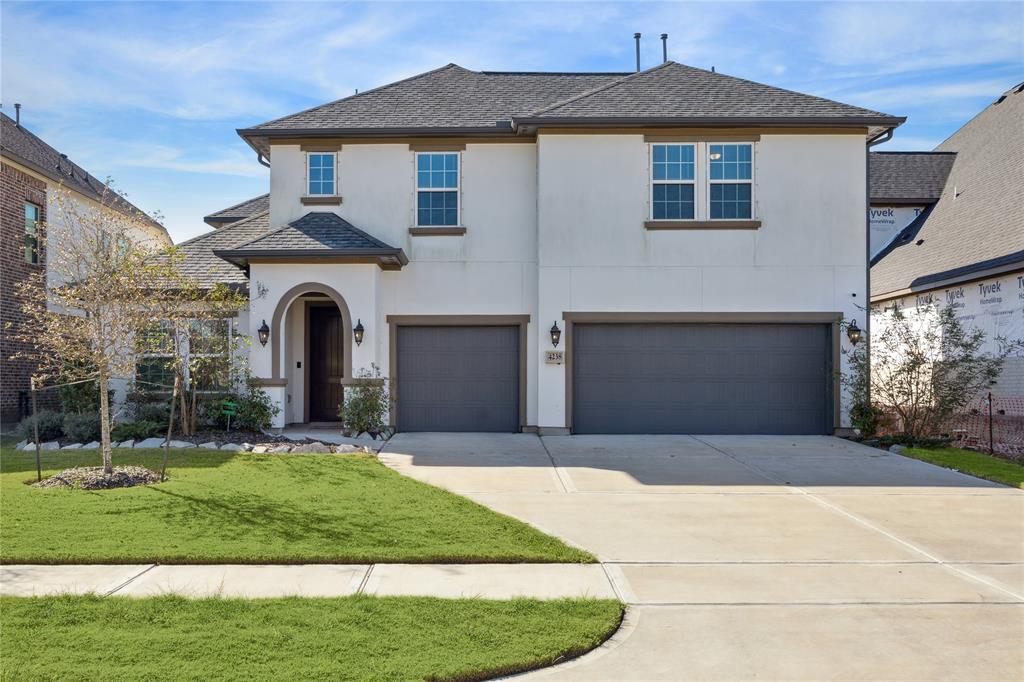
[
  {"left": 257, "top": 320, "right": 270, "bottom": 347},
  {"left": 353, "top": 319, "right": 365, "bottom": 346},
  {"left": 550, "top": 322, "right": 562, "bottom": 348},
  {"left": 846, "top": 319, "right": 862, "bottom": 346}
]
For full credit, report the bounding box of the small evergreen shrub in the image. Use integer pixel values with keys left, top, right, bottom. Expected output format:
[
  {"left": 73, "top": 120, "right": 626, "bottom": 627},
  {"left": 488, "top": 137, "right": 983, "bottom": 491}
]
[
  {"left": 62, "top": 412, "right": 101, "bottom": 443},
  {"left": 111, "top": 420, "right": 163, "bottom": 441},
  {"left": 339, "top": 365, "right": 390, "bottom": 439},
  {"left": 18, "top": 410, "right": 65, "bottom": 442},
  {"left": 235, "top": 387, "right": 278, "bottom": 431}
]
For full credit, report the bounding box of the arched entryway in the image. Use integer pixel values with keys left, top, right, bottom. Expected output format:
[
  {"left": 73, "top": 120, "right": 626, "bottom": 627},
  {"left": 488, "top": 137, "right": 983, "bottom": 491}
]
[{"left": 270, "top": 282, "right": 353, "bottom": 424}]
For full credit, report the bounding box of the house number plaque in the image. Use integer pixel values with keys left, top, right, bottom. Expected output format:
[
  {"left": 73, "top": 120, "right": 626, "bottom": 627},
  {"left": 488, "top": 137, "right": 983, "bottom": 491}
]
[{"left": 545, "top": 350, "right": 564, "bottom": 365}]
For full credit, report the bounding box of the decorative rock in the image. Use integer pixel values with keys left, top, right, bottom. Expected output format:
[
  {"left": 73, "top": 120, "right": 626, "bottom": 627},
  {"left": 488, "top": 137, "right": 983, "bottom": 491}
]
[
  {"left": 167, "top": 440, "right": 196, "bottom": 449},
  {"left": 888, "top": 444, "right": 905, "bottom": 454},
  {"left": 134, "top": 437, "right": 165, "bottom": 449},
  {"left": 251, "top": 446, "right": 269, "bottom": 454},
  {"left": 198, "top": 441, "right": 219, "bottom": 450},
  {"left": 332, "top": 444, "right": 360, "bottom": 454},
  {"left": 219, "top": 443, "right": 244, "bottom": 452},
  {"left": 40, "top": 441, "right": 61, "bottom": 451},
  {"left": 14, "top": 440, "right": 28, "bottom": 451},
  {"left": 267, "top": 445, "right": 291, "bottom": 453},
  {"left": 61, "top": 443, "right": 83, "bottom": 450},
  {"left": 240, "top": 443, "right": 254, "bottom": 451},
  {"left": 292, "top": 442, "right": 331, "bottom": 454},
  {"left": 81, "top": 441, "right": 100, "bottom": 449},
  {"left": 115, "top": 440, "right": 135, "bottom": 449}
]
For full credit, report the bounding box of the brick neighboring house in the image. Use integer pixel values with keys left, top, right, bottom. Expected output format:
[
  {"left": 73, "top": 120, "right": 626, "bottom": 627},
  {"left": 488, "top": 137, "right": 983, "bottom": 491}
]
[{"left": 0, "top": 109, "right": 170, "bottom": 426}]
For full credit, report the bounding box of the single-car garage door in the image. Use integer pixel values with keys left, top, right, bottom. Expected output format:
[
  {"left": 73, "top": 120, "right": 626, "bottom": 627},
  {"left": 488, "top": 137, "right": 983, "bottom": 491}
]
[
  {"left": 572, "top": 323, "right": 831, "bottom": 435},
  {"left": 396, "top": 326, "right": 519, "bottom": 432}
]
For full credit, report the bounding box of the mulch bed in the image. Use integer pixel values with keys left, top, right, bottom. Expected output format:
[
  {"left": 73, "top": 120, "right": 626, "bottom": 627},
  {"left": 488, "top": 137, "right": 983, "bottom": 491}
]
[{"left": 33, "top": 466, "right": 163, "bottom": 490}]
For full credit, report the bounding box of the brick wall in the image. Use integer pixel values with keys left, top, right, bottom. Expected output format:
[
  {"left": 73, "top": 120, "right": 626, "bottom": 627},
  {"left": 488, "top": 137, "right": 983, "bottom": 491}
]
[{"left": 1, "top": 161, "right": 51, "bottom": 426}]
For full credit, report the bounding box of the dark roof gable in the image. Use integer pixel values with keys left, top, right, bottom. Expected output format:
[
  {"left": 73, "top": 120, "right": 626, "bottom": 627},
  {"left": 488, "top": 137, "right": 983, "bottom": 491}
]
[
  {"left": 204, "top": 194, "right": 269, "bottom": 228},
  {"left": 869, "top": 152, "right": 956, "bottom": 204}
]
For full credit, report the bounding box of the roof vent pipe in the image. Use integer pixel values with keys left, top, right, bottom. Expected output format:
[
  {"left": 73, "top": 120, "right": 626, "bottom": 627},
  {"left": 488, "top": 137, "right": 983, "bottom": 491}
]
[
  {"left": 14, "top": 103, "right": 21, "bottom": 127},
  {"left": 634, "top": 32, "right": 641, "bottom": 72},
  {"left": 661, "top": 34, "right": 668, "bottom": 63}
]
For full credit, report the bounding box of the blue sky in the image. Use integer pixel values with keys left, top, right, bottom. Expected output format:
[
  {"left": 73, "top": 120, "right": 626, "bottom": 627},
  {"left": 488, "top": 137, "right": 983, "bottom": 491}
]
[{"left": 2, "top": 1, "right": 1021, "bottom": 243}]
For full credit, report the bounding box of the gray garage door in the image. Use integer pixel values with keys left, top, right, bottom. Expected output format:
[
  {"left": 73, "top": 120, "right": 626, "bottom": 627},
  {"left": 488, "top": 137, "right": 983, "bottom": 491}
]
[
  {"left": 396, "top": 326, "right": 519, "bottom": 432},
  {"left": 573, "top": 323, "right": 831, "bottom": 435}
]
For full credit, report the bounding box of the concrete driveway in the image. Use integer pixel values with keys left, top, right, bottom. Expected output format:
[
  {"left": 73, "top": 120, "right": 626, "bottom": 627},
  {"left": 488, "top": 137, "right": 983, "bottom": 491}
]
[{"left": 380, "top": 433, "right": 1024, "bottom": 681}]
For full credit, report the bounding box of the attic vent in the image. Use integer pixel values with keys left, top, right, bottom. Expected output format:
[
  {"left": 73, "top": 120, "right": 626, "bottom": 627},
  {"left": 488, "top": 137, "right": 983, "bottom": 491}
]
[
  {"left": 1015, "top": 82, "right": 1024, "bottom": 93},
  {"left": 994, "top": 95, "right": 1006, "bottom": 105}
]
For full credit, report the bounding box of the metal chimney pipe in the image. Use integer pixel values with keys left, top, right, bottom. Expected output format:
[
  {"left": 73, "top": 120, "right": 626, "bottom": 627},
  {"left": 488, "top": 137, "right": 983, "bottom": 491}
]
[
  {"left": 634, "top": 33, "right": 641, "bottom": 72},
  {"left": 14, "top": 103, "right": 21, "bottom": 126},
  {"left": 661, "top": 34, "right": 668, "bottom": 63}
]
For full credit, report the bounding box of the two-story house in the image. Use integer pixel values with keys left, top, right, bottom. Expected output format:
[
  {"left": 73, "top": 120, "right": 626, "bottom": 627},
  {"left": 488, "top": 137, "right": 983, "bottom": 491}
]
[
  {"left": 184, "top": 61, "right": 904, "bottom": 435},
  {"left": 1, "top": 108, "right": 171, "bottom": 424}
]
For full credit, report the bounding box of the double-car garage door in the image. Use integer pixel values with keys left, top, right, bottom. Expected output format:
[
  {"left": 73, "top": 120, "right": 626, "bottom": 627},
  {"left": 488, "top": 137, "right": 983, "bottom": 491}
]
[
  {"left": 394, "top": 322, "right": 831, "bottom": 435},
  {"left": 573, "top": 323, "right": 832, "bottom": 435}
]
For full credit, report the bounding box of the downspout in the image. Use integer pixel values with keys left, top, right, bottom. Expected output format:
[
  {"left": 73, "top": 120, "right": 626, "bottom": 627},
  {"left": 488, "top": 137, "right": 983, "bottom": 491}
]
[
  {"left": 257, "top": 153, "right": 270, "bottom": 168},
  {"left": 862, "top": 126, "right": 895, "bottom": 424}
]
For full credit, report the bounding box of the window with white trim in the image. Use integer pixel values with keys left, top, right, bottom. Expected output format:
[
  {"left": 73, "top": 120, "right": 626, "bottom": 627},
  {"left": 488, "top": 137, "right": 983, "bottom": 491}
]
[
  {"left": 24, "top": 202, "right": 40, "bottom": 264},
  {"left": 708, "top": 143, "right": 753, "bottom": 219},
  {"left": 651, "top": 144, "right": 696, "bottom": 219},
  {"left": 648, "top": 142, "right": 756, "bottom": 221},
  {"left": 136, "top": 321, "right": 176, "bottom": 390},
  {"left": 188, "top": 319, "right": 231, "bottom": 392},
  {"left": 307, "top": 152, "right": 336, "bottom": 196},
  {"left": 415, "top": 152, "right": 459, "bottom": 226}
]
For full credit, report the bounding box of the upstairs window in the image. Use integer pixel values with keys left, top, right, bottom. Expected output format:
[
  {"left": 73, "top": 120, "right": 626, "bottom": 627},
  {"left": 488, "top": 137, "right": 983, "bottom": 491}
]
[
  {"left": 416, "top": 152, "right": 459, "bottom": 226},
  {"left": 708, "top": 144, "right": 753, "bottom": 219},
  {"left": 307, "top": 152, "right": 336, "bottom": 196},
  {"left": 651, "top": 144, "right": 695, "bottom": 220},
  {"left": 24, "top": 203, "right": 40, "bottom": 264}
]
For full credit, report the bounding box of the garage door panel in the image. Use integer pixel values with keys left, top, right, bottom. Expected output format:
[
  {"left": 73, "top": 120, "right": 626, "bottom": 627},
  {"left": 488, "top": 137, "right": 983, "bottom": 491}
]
[
  {"left": 396, "top": 326, "right": 519, "bottom": 432},
  {"left": 573, "top": 323, "right": 830, "bottom": 435}
]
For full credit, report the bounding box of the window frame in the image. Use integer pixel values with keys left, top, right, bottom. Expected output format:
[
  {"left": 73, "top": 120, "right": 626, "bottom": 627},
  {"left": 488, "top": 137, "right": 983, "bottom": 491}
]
[
  {"left": 706, "top": 143, "right": 755, "bottom": 221},
  {"left": 646, "top": 142, "right": 757, "bottom": 222},
  {"left": 187, "top": 318, "right": 233, "bottom": 393},
  {"left": 23, "top": 202, "right": 40, "bottom": 264},
  {"left": 649, "top": 143, "right": 697, "bottom": 222},
  {"left": 305, "top": 151, "right": 338, "bottom": 197},
  {"left": 414, "top": 151, "right": 462, "bottom": 227}
]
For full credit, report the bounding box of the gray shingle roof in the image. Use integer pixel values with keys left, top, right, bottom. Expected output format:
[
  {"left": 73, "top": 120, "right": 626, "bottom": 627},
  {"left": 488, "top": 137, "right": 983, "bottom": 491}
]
[
  {"left": 165, "top": 210, "right": 271, "bottom": 291},
  {"left": 520, "top": 62, "right": 903, "bottom": 128},
  {"left": 1, "top": 113, "right": 168, "bottom": 239},
  {"left": 871, "top": 83, "right": 1024, "bottom": 298},
  {"left": 204, "top": 194, "right": 269, "bottom": 228},
  {"left": 243, "top": 64, "right": 624, "bottom": 134},
  {"left": 869, "top": 152, "right": 956, "bottom": 203},
  {"left": 215, "top": 212, "right": 407, "bottom": 270},
  {"left": 238, "top": 62, "right": 903, "bottom": 146}
]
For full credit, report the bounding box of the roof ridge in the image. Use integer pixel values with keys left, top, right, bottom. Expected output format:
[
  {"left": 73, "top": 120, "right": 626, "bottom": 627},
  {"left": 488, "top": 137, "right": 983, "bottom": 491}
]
[
  {"left": 205, "top": 193, "right": 269, "bottom": 217},
  {"left": 174, "top": 210, "right": 270, "bottom": 248},
  {"left": 479, "top": 70, "right": 632, "bottom": 76},
  {"left": 226, "top": 212, "right": 298, "bottom": 250},
  {"left": 526, "top": 61, "right": 676, "bottom": 117},
  {"left": 871, "top": 151, "right": 957, "bottom": 155},
  {"left": 242, "top": 64, "right": 471, "bottom": 131},
  {"left": 312, "top": 212, "right": 393, "bottom": 249}
]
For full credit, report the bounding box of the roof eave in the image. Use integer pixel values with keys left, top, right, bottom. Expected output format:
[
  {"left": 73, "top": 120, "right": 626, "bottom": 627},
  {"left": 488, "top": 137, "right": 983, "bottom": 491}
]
[
  {"left": 515, "top": 115, "right": 906, "bottom": 129},
  {"left": 213, "top": 247, "right": 409, "bottom": 271},
  {"left": 870, "top": 197, "right": 941, "bottom": 205}
]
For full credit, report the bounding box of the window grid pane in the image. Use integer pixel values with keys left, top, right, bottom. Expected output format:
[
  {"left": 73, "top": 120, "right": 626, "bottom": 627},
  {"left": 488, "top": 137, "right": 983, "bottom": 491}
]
[
  {"left": 416, "top": 153, "right": 459, "bottom": 188},
  {"left": 417, "top": 191, "right": 458, "bottom": 226},
  {"left": 709, "top": 144, "right": 752, "bottom": 181},
  {"left": 307, "top": 153, "right": 335, "bottom": 195},
  {"left": 652, "top": 144, "right": 695, "bottom": 182},
  {"left": 652, "top": 183, "right": 695, "bottom": 220},
  {"left": 710, "top": 183, "right": 752, "bottom": 219},
  {"left": 24, "top": 203, "right": 39, "bottom": 264}
]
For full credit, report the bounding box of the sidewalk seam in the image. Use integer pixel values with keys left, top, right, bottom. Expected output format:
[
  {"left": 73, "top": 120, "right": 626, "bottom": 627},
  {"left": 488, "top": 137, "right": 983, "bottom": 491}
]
[
  {"left": 103, "top": 564, "right": 158, "bottom": 596},
  {"left": 539, "top": 436, "right": 576, "bottom": 493},
  {"left": 356, "top": 564, "right": 374, "bottom": 594}
]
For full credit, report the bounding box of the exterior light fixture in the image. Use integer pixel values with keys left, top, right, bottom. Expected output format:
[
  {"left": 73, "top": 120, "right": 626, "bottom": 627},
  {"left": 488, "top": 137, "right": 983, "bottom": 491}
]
[
  {"left": 847, "top": 319, "right": 862, "bottom": 346},
  {"left": 709, "top": 152, "right": 722, "bottom": 160},
  {"left": 550, "top": 322, "right": 562, "bottom": 348},
  {"left": 353, "top": 319, "right": 364, "bottom": 346},
  {"left": 257, "top": 320, "right": 270, "bottom": 347}
]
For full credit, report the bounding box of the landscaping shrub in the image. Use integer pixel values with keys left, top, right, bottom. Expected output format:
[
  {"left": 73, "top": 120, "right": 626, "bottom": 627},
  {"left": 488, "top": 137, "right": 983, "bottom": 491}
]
[
  {"left": 134, "top": 401, "right": 170, "bottom": 425},
  {"left": 339, "top": 365, "right": 390, "bottom": 439},
  {"left": 235, "top": 387, "right": 278, "bottom": 431},
  {"left": 17, "top": 410, "right": 65, "bottom": 442},
  {"left": 861, "top": 434, "right": 953, "bottom": 450},
  {"left": 62, "top": 413, "right": 102, "bottom": 443},
  {"left": 111, "top": 420, "right": 163, "bottom": 442}
]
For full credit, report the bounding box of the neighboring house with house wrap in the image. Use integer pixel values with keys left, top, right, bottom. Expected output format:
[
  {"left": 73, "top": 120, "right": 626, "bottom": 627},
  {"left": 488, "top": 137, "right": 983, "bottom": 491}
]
[
  {"left": 180, "top": 60, "right": 905, "bottom": 435},
  {"left": 0, "top": 109, "right": 171, "bottom": 425},
  {"left": 870, "top": 82, "right": 1024, "bottom": 398}
]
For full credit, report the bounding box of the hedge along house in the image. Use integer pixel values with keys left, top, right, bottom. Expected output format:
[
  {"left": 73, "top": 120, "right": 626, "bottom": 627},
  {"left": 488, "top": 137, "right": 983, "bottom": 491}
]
[
  {"left": 185, "top": 61, "right": 906, "bottom": 434},
  {"left": 870, "top": 82, "right": 1024, "bottom": 398}
]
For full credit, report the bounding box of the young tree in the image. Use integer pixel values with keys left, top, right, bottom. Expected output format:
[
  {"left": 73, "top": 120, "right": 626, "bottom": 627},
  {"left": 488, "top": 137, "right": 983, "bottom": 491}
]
[
  {"left": 13, "top": 185, "right": 243, "bottom": 474},
  {"left": 846, "top": 301, "right": 1023, "bottom": 439}
]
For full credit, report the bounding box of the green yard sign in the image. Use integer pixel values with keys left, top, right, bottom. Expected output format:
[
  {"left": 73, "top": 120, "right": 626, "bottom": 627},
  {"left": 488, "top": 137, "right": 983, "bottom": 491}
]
[{"left": 222, "top": 400, "right": 238, "bottom": 430}]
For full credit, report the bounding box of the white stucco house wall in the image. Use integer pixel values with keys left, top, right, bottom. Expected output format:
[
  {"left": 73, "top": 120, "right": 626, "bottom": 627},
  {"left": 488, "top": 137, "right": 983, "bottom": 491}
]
[{"left": 180, "top": 61, "right": 908, "bottom": 435}]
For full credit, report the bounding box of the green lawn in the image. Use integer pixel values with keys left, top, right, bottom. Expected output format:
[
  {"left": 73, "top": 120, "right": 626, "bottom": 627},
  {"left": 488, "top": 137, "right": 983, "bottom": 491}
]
[
  {"left": 0, "top": 594, "right": 623, "bottom": 681},
  {"left": 0, "top": 447, "right": 592, "bottom": 564},
  {"left": 903, "top": 447, "right": 1024, "bottom": 489}
]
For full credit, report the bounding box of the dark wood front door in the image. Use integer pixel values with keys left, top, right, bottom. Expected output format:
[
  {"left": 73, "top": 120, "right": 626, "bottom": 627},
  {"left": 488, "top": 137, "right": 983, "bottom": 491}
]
[{"left": 308, "top": 306, "right": 344, "bottom": 421}]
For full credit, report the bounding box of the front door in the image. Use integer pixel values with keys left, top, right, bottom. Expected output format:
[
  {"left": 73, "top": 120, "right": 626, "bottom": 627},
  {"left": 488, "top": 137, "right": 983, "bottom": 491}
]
[{"left": 308, "top": 305, "right": 343, "bottom": 421}]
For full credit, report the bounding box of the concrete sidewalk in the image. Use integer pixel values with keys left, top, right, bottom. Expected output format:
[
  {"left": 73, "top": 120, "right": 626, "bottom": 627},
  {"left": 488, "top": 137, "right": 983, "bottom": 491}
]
[{"left": 0, "top": 563, "right": 616, "bottom": 600}]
